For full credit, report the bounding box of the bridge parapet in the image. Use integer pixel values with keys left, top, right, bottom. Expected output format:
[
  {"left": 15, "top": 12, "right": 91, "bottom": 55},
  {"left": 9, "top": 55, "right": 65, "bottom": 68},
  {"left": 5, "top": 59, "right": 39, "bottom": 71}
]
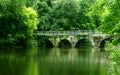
[{"left": 33, "top": 30, "right": 99, "bottom": 36}]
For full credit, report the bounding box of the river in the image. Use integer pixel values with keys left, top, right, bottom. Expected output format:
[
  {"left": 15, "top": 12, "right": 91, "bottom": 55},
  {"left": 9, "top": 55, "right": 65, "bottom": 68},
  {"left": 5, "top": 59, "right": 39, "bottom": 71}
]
[{"left": 0, "top": 47, "right": 110, "bottom": 75}]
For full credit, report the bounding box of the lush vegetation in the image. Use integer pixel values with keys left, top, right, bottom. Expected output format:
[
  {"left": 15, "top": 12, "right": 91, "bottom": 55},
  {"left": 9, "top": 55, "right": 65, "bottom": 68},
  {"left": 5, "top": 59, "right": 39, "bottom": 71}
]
[
  {"left": 37, "top": 0, "right": 96, "bottom": 30},
  {"left": 0, "top": 0, "right": 38, "bottom": 46},
  {"left": 106, "top": 43, "right": 120, "bottom": 75},
  {"left": 1, "top": 0, "right": 120, "bottom": 46}
]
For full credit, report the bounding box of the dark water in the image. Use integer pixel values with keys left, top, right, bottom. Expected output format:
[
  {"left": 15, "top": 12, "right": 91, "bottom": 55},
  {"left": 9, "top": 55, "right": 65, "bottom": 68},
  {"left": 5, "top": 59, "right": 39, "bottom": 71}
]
[{"left": 0, "top": 47, "right": 109, "bottom": 75}]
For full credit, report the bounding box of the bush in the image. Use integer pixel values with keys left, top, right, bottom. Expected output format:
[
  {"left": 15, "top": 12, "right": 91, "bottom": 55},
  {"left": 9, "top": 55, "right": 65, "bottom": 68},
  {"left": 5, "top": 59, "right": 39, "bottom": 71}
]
[{"left": 105, "top": 42, "right": 120, "bottom": 75}]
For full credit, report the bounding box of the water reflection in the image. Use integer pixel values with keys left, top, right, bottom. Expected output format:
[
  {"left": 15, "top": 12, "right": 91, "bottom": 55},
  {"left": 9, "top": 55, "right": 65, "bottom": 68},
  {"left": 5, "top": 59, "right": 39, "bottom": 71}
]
[
  {"left": 36, "top": 47, "right": 108, "bottom": 75},
  {"left": 0, "top": 48, "right": 39, "bottom": 75},
  {"left": 0, "top": 47, "right": 109, "bottom": 75}
]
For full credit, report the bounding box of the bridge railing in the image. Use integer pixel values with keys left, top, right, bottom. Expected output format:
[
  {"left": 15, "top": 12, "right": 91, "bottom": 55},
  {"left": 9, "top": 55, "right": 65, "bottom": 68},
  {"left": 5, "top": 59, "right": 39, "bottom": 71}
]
[{"left": 33, "top": 30, "right": 99, "bottom": 35}]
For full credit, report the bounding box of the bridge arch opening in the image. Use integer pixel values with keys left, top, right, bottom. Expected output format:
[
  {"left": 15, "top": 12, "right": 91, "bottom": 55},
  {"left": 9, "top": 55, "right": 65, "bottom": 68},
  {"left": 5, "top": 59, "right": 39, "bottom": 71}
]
[
  {"left": 58, "top": 39, "right": 72, "bottom": 48},
  {"left": 75, "top": 39, "right": 92, "bottom": 48},
  {"left": 38, "top": 39, "right": 53, "bottom": 48},
  {"left": 100, "top": 38, "right": 112, "bottom": 51}
]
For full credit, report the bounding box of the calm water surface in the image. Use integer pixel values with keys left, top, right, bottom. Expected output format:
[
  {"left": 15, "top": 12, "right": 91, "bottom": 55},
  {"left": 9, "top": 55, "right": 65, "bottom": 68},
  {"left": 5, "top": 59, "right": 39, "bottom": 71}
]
[{"left": 0, "top": 47, "right": 110, "bottom": 75}]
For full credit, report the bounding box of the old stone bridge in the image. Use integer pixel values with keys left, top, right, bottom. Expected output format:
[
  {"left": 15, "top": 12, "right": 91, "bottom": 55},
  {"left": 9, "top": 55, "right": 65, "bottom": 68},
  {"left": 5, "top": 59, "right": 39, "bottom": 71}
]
[{"left": 33, "top": 30, "right": 112, "bottom": 48}]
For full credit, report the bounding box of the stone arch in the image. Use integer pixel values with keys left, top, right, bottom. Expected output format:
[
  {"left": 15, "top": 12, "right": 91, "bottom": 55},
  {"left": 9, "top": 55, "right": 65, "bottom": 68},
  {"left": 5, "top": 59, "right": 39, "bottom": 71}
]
[
  {"left": 58, "top": 39, "right": 72, "bottom": 48},
  {"left": 75, "top": 38, "right": 92, "bottom": 48},
  {"left": 99, "top": 38, "right": 111, "bottom": 49},
  {"left": 38, "top": 39, "right": 53, "bottom": 48}
]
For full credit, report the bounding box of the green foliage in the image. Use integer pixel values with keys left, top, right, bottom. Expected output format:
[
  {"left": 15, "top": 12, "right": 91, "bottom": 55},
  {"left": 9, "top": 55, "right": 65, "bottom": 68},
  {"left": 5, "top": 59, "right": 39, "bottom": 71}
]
[
  {"left": 37, "top": 1, "right": 51, "bottom": 30},
  {"left": 37, "top": 0, "right": 96, "bottom": 31},
  {"left": 89, "top": 0, "right": 120, "bottom": 43},
  {"left": 1, "top": 0, "right": 120, "bottom": 46},
  {"left": 26, "top": 0, "right": 39, "bottom": 9},
  {"left": 0, "top": 0, "right": 39, "bottom": 46},
  {"left": 105, "top": 42, "right": 120, "bottom": 75},
  {"left": 98, "top": 0, "right": 120, "bottom": 43},
  {"left": 88, "top": 0, "right": 110, "bottom": 28}
]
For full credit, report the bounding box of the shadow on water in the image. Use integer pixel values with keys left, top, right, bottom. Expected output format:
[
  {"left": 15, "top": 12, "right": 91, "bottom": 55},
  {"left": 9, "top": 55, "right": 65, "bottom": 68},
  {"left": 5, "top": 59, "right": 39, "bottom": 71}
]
[
  {"left": 0, "top": 47, "right": 39, "bottom": 75},
  {"left": 37, "top": 47, "right": 52, "bottom": 57}
]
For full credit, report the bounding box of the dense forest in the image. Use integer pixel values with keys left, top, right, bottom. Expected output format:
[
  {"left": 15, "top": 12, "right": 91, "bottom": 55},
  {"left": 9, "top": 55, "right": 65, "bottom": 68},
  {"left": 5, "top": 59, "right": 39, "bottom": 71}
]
[
  {"left": 1, "top": 0, "right": 120, "bottom": 46},
  {"left": 0, "top": 0, "right": 118, "bottom": 45}
]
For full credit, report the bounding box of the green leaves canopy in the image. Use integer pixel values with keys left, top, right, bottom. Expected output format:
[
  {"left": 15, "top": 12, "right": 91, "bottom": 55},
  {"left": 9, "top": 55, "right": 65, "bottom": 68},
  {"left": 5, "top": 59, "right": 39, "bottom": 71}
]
[
  {"left": 37, "top": 0, "right": 96, "bottom": 30},
  {"left": 0, "top": 0, "right": 39, "bottom": 46}
]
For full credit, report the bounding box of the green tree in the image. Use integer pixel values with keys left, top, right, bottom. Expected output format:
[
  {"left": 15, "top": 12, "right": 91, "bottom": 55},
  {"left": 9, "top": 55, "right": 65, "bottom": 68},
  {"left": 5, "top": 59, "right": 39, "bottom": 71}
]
[
  {"left": 26, "top": 0, "right": 39, "bottom": 9},
  {"left": 88, "top": 0, "right": 110, "bottom": 28},
  {"left": 0, "top": 0, "right": 39, "bottom": 46},
  {"left": 97, "top": 0, "right": 120, "bottom": 43},
  {"left": 37, "top": 1, "right": 51, "bottom": 30},
  {"left": 37, "top": 0, "right": 96, "bottom": 30}
]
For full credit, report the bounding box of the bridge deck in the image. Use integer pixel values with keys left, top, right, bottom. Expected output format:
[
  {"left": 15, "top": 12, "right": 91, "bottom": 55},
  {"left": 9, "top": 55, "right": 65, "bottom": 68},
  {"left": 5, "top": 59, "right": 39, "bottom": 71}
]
[{"left": 33, "top": 30, "right": 100, "bottom": 35}]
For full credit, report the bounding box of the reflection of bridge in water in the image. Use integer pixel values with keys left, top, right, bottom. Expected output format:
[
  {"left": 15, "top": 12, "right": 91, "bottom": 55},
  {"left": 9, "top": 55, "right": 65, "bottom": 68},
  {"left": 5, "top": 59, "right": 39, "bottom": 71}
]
[
  {"left": 33, "top": 30, "right": 112, "bottom": 48},
  {"left": 37, "top": 47, "right": 106, "bottom": 64}
]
